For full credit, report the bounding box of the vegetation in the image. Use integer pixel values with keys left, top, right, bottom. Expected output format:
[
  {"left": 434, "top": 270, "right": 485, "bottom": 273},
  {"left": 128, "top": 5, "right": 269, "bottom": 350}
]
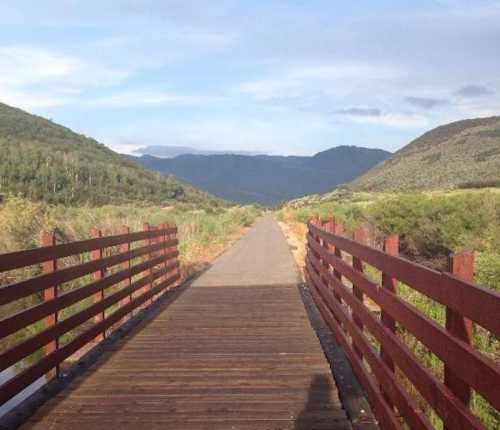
[
  {"left": 132, "top": 145, "right": 389, "bottom": 205},
  {"left": 0, "top": 102, "right": 222, "bottom": 206},
  {"left": 279, "top": 188, "right": 500, "bottom": 428},
  {"left": 350, "top": 116, "right": 500, "bottom": 192}
]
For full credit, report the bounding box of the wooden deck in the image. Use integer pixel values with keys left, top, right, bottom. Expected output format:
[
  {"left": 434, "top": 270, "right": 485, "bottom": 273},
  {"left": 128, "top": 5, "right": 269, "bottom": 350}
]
[
  {"left": 20, "top": 218, "right": 351, "bottom": 429},
  {"left": 21, "top": 285, "right": 350, "bottom": 429}
]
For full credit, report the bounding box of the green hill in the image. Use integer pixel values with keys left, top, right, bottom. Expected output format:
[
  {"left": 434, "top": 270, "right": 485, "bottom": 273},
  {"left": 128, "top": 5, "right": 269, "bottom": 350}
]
[
  {"left": 0, "top": 102, "right": 221, "bottom": 206},
  {"left": 349, "top": 116, "right": 500, "bottom": 191}
]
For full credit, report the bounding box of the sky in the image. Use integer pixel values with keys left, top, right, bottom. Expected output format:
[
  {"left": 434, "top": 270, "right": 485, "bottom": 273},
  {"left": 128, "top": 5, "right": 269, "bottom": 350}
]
[{"left": 0, "top": 0, "right": 499, "bottom": 156}]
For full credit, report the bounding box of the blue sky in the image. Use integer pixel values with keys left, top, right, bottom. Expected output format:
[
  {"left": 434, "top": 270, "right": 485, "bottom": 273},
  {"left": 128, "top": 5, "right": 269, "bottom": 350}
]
[{"left": 1, "top": 0, "right": 499, "bottom": 155}]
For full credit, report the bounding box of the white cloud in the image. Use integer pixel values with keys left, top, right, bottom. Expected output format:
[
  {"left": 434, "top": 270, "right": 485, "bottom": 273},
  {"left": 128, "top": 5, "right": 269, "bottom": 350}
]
[
  {"left": 0, "top": 45, "right": 80, "bottom": 86},
  {"left": 89, "top": 90, "right": 224, "bottom": 107},
  {"left": 347, "top": 112, "right": 430, "bottom": 129},
  {"left": 0, "top": 87, "right": 71, "bottom": 109},
  {"left": 238, "top": 63, "right": 397, "bottom": 101},
  {"left": 0, "top": 44, "right": 135, "bottom": 109}
]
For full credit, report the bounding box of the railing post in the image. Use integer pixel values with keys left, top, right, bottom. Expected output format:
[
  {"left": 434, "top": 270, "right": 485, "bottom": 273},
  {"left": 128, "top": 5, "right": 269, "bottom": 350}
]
[
  {"left": 119, "top": 225, "right": 131, "bottom": 313},
  {"left": 444, "top": 251, "right": 474, "bottom": 412},
  {"left": 307, "top": 217, "right": 318, "bottom": 267},
  {"left": 352, "top": 228, "right": 365, "bottom": 360},
  {"left": 164, "top": 222, "right": 173, "bottom": 288},
  {"left": 163, "top": 223, "right": 170, "bottom": 291},
  {"left": 172, "top": 222, "right": 180, "bottom": 284},
  {"left": 320, "top": 218, "right": 333, "bottom": 282},
  {"left": 41, "top": 231, "right": 59, "bottom": 379},
  {"left": 380, "top": 234, "right": 399, "bottom": 408},
  {"left": 143, "top": 223, "right": 153, "bottom": 306},
  {"left": 332, "top": 218, "right": 344, "bottom": 302},
  {"left": 90, "top": 228, "right": 105, "bottom": 342},
  {"left": 154, "top": 223, "right": 163, "bottom": 301},
  {"left": 320, "top": 218, "right": 344, "bottom": 326}
]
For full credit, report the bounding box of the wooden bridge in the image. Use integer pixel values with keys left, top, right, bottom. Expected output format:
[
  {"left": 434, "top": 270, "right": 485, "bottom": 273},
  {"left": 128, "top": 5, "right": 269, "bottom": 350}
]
[{"left": 0, "top": 216, "right": 499, "bottom": 429}]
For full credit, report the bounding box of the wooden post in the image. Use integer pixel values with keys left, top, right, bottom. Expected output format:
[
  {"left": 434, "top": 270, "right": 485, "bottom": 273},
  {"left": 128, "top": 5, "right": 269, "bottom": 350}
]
[
  {"left": 143, "top": 223, "right": 153, "bottom": 306},
  {"left": 332, "top": 218, "right": 344, "bottom": 301},
  {"left": 163, "top": 222, "right": 175, "bottom": 289},
  {"left": 41, "top": 232, "right": 59, "bottom": 379},
  {"left": 380, "top": 234, "right": 399, "bottom": 408},
  {"left": 90, "top": 228, "right": 105, "bottom": 342},
  {"left": 172, "top": 223, "right": 180, "bottom": 285},
  {"left": 352, "top": 228, "right": 365, "bottom": 359},
  {"left": 444, "top": 251, "right": 474, "bottom": 412},
  {"left": 159, "top": 223, "right": 166, "bottom": 293},
  {"left": 153, "top": 224, "right": 162, "bottom": 301},
  {"left": 320, "top": 218, "right": 343, "bottom": 324},
  {"left": 321, "top": 218, "right": 333, "bottom": 281},
  {"left": 119, "top": 225, "right": 131, "bottom": 313},
  {"left": 307, "top": 217, "right": 321, "bottom": 286}
]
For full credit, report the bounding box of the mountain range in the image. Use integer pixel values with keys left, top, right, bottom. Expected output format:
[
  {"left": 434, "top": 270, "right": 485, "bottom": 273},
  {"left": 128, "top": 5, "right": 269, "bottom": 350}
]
[
  {"left": 350, "top": 116, "right": 500, "bottom": 192},
  {"left": 132, "top": 146, "right": 390, "bottom": 205},
  {"left": 133, "top": 145, "right": 263, "bottom": 158}
]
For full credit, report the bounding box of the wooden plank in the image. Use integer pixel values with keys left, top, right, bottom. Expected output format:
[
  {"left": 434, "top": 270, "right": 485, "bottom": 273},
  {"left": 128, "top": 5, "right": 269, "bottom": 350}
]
[
  {"left": 307, "top": 237, "right": 500, "bottom": 411},
  {"left": 16, "top": 283, "right": 350, "bottom": 430},
  {"left": 307, "top": 275, "right": 400, "bottom": 430},
  {"left": 0, "top": 262, "right": 178, "bottom": 373},
  {"left": 0, "top": 239, "right": 177, "bottom": 306},
  {"left": 41, "top": 231, "right": 59, "bottom": 380},
  {"left": 0, "top": 272, "right": 180, "bottom": 405},
  {"left": 119, "top": 225, "right": 132, "bottom": 310},
  {"left": 445, "top": 252, "right": 474, "bottom": 410},
  {"left": 309, "top": 223, "right": 500, "bottom": 336},
  {"left": 307, "top": 254, "right": 485, "bottom": 429},
  {"left": 380, "top": 234, "right": 399, "bottom": 409},
  {"left": 91, "top": 228, "right": 106, "bottom": 342},
  {"left": 0, "top": 227, "right": 177, "bottom": 273},
  {"left": 0, "top": 251, "right": 177, "bottom": 343},
  {"left": 352, "top": 228, "right": 365, "bottom": 360},
  {"left": 308, "top": 268, "right": 432, "bottom": 430}
]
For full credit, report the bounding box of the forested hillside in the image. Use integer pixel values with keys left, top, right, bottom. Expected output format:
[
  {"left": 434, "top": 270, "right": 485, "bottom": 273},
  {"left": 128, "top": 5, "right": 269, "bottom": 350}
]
[
  {"left": 132, "top": 146, "right": 390, "bottom": 205},
  {"left": 0, "top": 102, "right": 220, "bottom": 206},
  {"left": 350, "top": 116, "right": 500, "bottom": 191}
]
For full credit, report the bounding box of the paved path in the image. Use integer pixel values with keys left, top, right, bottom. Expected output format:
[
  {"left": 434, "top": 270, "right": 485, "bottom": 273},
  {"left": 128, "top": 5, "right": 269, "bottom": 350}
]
[
  {"left": 22, "top": 216, "right": 350, "bottom": 430},
  {"left": 192, "top": 215, "right": 300, "bottom": 287}
]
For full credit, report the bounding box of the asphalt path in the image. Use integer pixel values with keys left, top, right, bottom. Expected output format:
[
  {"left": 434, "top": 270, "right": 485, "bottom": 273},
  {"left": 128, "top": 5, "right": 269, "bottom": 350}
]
[{"left": 192, "top": 215, "right": 300, "bottom": 287}]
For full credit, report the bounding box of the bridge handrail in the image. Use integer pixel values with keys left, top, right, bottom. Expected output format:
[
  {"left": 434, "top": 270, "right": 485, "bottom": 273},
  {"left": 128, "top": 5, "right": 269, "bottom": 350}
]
[
  {"left": 0, "top": 222, "right": 180, "bottom": 406},
  {"left": 306, "top": 218, "right": 500, "bottom": 430}
]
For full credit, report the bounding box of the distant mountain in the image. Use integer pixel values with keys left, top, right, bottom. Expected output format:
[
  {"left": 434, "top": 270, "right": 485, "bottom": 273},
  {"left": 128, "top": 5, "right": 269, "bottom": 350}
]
[
  {"left": 133, "top": 145, "right": 263, "bottom": 158},
  {"left": 0, "top": 102, "right": 222, "bottom": 206},
  {"left": 132, "top": 146, "right": 390, "bottom": 205},
  {"left": 350, "top": 116, "right": 500, "bottom": 192}
]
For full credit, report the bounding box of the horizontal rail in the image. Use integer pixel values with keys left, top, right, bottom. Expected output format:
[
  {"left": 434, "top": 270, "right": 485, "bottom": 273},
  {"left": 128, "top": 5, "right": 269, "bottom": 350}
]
[
  {"left": 0, "top": 260, "right": 178, "bottom": 373},
  {"left": 0, "top": 239, "right": 177, "bottom": 306},
  {"left": 0, "top": 222, "right": 180, "bottom": 407},
  {"left": 0, "top": 226, "right": 177, "bottom": 273},
  {"left": 306, "top": 217, "right": 500, "bottom": 430},
  {"left": 0, "top": 271, "right": 180, "bottom": 405},
  {"left": 0, "top": 251, "right": 178, "bottom": 341},
  {"left": 307, "top": 234, "right": 500, "bottom": 410},
  {"left": 309, "top": 223, "right": 500, "bottom": 336},
  {"left": 306, "top": 256, "right": 482, "bottom": 429}
]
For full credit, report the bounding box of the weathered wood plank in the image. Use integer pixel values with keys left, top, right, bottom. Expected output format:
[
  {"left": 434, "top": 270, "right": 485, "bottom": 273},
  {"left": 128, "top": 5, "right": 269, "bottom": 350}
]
[{"left": 20, "top": 284, "right": 351, "bottom": 430}]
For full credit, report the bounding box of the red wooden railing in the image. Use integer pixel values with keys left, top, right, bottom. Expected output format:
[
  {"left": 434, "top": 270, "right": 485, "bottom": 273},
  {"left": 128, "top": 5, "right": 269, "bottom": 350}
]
[
  {"left": 305, "top": 217, "right": 500, "bottom": 430},
  {"left": 0, "top": 222, "right": 180, "bottom": 406}
]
